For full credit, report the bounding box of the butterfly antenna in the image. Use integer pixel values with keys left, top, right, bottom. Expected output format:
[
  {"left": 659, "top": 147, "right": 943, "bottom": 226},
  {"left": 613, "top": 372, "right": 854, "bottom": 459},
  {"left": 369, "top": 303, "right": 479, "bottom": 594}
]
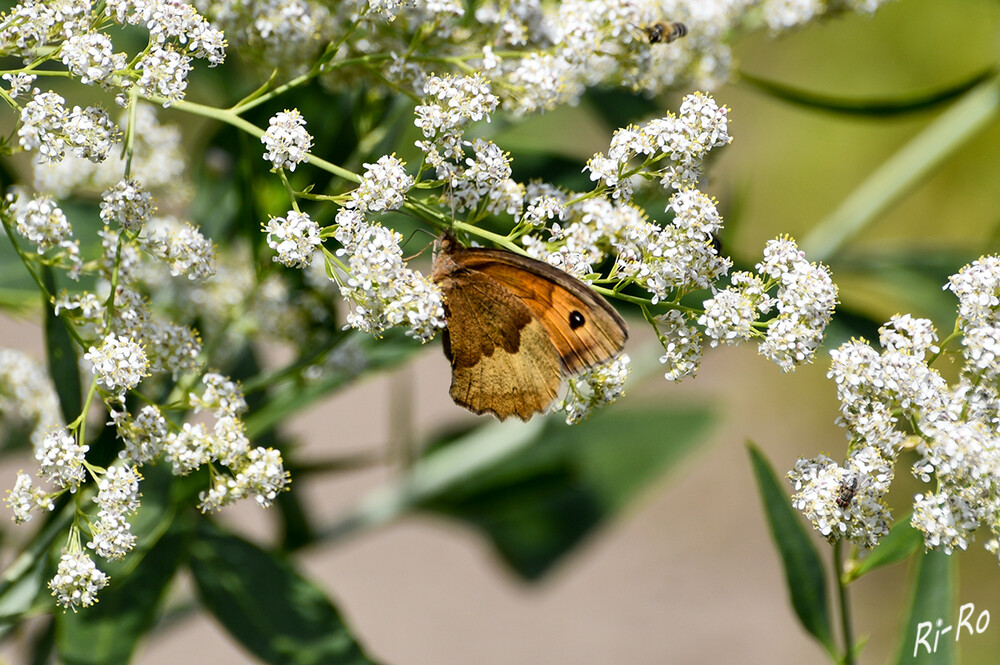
[{"left": 403, "top": 228, "right": 437, "bottom": 261}]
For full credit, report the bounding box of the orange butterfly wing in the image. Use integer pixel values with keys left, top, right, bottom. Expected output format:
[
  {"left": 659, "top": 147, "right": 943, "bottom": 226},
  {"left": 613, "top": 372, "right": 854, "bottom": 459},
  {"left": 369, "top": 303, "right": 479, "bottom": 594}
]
[{"left": 447, "top": 247, "right": 628, "bottom": 374}]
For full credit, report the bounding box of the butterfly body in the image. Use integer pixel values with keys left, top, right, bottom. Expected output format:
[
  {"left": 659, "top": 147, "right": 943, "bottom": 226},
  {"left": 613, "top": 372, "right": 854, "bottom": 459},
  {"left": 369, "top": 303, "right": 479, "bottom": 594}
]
[{"left": 432, "top": 235, "right": 628, "bottom": 420}]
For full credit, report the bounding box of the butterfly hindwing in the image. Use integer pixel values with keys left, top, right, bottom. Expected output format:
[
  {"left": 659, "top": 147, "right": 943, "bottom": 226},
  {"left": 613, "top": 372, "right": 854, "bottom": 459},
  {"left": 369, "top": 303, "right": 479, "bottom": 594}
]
[{"left": 438, "top": 268, "right": 562, "bottom": 420}]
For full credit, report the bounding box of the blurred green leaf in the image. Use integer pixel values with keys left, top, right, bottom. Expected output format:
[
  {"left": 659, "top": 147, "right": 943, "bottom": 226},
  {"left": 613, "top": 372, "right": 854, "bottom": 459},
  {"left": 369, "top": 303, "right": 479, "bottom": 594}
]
[
  {"left": 802, "top": 75, "right": 1000, "bottom": 262},
  {"left": 422, "top": 405, "right": 714, "bottom": 579},
  {"left": 845, "top": 515, "right": 922, "bottom": 583},
  {"left": 42, "top": 266, "right": 81, "bottom": 425},
  {"left": 0, "top": 507, "right": 74, "bottom": 638},
  {"left": 829, "top": 249, "right": 972, "bottom": 337},
  {"left": 747, "top": 442, "right": 836, "bottom": 655},
  {"left": 739, "top": 67, "right": 997, "bottom": 116},
  {"left": 245, "top": 329, "right": 421, "bottom": 439},
  {"left": 893, "top": 550, "right": 955, "bottom": 665},
  {"left": 0, "top": 541, "right": 47, "bottom": 641},
  {"left": 188, "top": 519, "right": 379, "bottom": 665},
  {"left": 54, "top": 528, "right": 183, "bottom": 665},
  {"left": 50, "top": 464, "right": 178, "bottom": 664}
]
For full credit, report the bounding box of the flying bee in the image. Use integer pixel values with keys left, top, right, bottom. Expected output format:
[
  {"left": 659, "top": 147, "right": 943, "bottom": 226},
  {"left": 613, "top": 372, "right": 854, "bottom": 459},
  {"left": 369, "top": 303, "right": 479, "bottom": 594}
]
[
  {"left": 835, "top": 474, "right": 869, "bottom": 509},
  {"left": 641, "top": 21, "right": 687, "bottom": 45}
]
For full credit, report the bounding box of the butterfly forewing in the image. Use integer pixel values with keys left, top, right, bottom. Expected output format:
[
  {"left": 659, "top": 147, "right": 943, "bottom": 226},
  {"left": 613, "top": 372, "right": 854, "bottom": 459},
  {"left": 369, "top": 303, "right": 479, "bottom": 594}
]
[{"left": 452, "top": 249, "right": 628, "bottom": 374}]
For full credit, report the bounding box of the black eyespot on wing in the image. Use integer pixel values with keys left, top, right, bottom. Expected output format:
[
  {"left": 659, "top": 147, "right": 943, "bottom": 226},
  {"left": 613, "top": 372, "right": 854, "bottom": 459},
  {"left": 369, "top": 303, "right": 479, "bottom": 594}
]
[{"left": 569, "top": 310, "right": 585, "bottom": 330}]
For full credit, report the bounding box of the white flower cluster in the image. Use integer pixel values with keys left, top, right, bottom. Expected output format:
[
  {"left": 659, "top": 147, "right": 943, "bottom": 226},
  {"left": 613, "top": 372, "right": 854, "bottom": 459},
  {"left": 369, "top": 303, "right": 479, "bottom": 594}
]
[
  {"left": 558, "top": 354, "right": 631, "bottom": 425},
  {"left": 5, "top": 471, "right": 55, "bottom": 524},
  {"left": 414, "top": 73, "right": 499, "bottom": 159},
  {"left": 68, "top": 284, "right": 203, "bottom": 383},
  {"left": 753, "top": 236, "right": 839, "bottom": 371},
  {"left": 656, "top": 310, "right": 704, "bottom": 382},
  {"left": 88, "top": 464, "right": 142, "bottom": 560},
  {"left": 59, "top": 31, "right": 128, "bottom": 87},
  {"left": 84, "top": 333, "right": 150, "bottom": 399},
  {"left": 18, "top": 90, "right": 122, "bottom": 164},
  {"left": 1, "top": 0, "right": 224, "bottom": 114},
  {"left": 264, "top": 210, "right": 321, "bottom": 268},
  {"left": 698, "top": 236, "right": 836, "bottom": 371},
  {"left": 100, "top": 178, "right": 156, "bottom": 231},
  {"left": 12, "top": 192, "right": 73, "bottom": 253},
  {"left": 332, "top": 209, "right": 446, "bottom": 341},
  {"left": 586, "top": 92, "right": 731, "bottom": 199},
  {"left": 788, "top": 446, "right": 893, "bottom": 551},
  {"left": 36, "top": 429, "right": 89, "bottom": 491},
  {"left": 261, "top": 109, "right": 313, "bottom": 172},
  {"left": 791, "top": 256, "right": 1000, "bottom": 560},
  {"left": 140, "top": 216, "right": 217, "bottom": 280},
  {"left": 192, "top": 372, "right": 249, "bottom": 418},
  {"left": 35, "top": 104, "right": 188, "bottom": 201},
  {"left": 616, "top": 189, "right": 731, "bottom": 302},
  {"left": 117, "top": 404, "right": 167, "bottom": 466},
  {"left": 350, "top": 154, "right": 414, "bottom": 213},
  {"left": 49, "top": 550, "right": 109, "bottom": 611},
  {"left": 413, "top": 76, "right": 523, "bottom": 217}
]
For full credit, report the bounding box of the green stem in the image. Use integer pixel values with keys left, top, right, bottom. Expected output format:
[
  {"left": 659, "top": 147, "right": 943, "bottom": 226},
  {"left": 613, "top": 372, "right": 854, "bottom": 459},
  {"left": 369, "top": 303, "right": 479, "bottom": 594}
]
[
  {"left": 926, "top": 319, "right": 962, "bottom": 367},
  {"left": 834, "top": 539, "right": 856, "bottom": 665},
  {"left": 148, "top": 97, "right": 361, "bottom": 183}
]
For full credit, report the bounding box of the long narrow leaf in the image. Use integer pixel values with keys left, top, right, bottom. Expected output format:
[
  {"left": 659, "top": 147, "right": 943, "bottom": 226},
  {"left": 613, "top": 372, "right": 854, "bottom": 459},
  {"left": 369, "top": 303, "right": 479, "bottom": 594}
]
[
  {"left": 845, "top": 515, "right": 922, "bottom": 583},
  {"left": 893, "top": 549, "right": 955, "bottom": 665},
  {"left": 739, "top": 67, "right": 996, "bottom": 116},
  {"left": 42, "top": 266, "right": 80, "bottom": 425},
  {"left": 747, "top": 442, "right": 836, "bottom": 654},
  {"left": 802, "top": 76, "right": 1000, "bottom": 261}
]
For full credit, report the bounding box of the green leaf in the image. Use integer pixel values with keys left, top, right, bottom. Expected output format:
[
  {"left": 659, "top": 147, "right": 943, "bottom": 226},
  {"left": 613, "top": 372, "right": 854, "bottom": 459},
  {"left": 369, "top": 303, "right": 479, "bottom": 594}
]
[
  {"left": 51, "top": 464, "right": 178, "bottom": 665},
  {"left": 188, "top": 519, "right": 379, "bottom": 665},
  {"left": 54, "top": 528, "right": 183, "bottom": 665},
  {"left": 245, "top": 329, "right": 421, "bottom": 439},
  {"left": 845, "top": 515, "right": 922, "bottom": 583},
  {"left": 747, "top": 442, "right": 835, "bottom": 654},
  {"left": 422, "top": 405, "right": 714, "bottom": 579},
  {"left": 893, "top": 550, "right": 955, "bottom": 665},
  {"left": 739, "top": 67, "right": 997, "bottom": 116},
  {"left": 42, "top": 266, "right": 81, "bottom": 425},
  {"left": 0, "top": 543, "right": 47, "bottom": 641},
  {"left": 802, "top": 75, "right": 1000, "bottom": 262}
]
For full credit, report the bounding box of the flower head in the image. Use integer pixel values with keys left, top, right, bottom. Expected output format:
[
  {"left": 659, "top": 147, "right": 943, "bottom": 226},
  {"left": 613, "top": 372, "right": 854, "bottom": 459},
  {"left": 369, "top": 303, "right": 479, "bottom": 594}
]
[
  {"left": 558, "top": 354, "right": 630, "bottom": 424},
  {"left": 261, "top": 109, "right": 312, "bottom": 171},
  {"left": 36, "top": 429, "right": 88, "bottom": 491},
  {"left": 264, "top": 210, "right": 321, "bottom": 268},
  {"left": 49, "top": 551, "right": 109, "bottom": 611},
  {"left": 84, "top": 333, "right": 149, "bottom": 397}
]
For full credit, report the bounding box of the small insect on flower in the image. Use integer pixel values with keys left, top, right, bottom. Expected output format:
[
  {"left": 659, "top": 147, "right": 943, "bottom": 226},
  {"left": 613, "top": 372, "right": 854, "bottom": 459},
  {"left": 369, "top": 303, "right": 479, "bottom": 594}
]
[
  {"left": 836, "top": 474, "right": 869, "bottom": 508},
  {"left": 641, "top": 21, "right": 687, "bottom": 45}
]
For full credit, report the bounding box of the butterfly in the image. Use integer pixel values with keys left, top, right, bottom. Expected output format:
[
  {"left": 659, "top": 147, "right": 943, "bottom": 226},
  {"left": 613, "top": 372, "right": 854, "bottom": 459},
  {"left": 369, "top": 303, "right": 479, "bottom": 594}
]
[{"left": 431, "top": 234, "right": 628, "bottom": 420}]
